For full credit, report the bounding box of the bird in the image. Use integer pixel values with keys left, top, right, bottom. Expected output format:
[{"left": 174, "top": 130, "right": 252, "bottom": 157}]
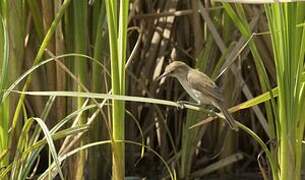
[{"left": 158, "top": 61, "right": 238, "bottom": 130}]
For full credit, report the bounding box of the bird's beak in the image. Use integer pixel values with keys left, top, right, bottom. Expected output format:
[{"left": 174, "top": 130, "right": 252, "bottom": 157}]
[{"left": 157, "top": 71, "right": 170, "bottom": 81}]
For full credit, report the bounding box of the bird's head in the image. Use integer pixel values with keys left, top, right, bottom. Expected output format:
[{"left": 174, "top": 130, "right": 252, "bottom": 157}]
[{"left": 158, "top": 61, "right": 190, "bottom": 80}]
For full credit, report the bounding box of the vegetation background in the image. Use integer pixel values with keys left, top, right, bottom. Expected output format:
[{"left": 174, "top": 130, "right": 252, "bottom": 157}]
[{"left": 0, "top": 0, "right": 305, "bottom": 180}]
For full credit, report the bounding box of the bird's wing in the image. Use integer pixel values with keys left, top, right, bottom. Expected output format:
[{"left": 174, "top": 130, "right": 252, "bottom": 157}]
[{"left": 187, "top": 69, "right": 224, "bottom": 102}]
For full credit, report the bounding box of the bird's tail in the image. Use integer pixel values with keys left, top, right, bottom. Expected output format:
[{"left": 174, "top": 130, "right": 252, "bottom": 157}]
[{"left": 216, "top": 102, "right": 238, "bottom": 131}]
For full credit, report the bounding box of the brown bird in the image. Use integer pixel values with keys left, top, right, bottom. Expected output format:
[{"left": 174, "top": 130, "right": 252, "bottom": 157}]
[{"left": 159, "top": 61, "right": 238, "bottom": 130}]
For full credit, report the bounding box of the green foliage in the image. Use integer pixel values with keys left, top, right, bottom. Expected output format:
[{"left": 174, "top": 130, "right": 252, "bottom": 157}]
[
  {"left": 265, "top": 3, "right": 305, "bottom": 180},
  {"left": 2, "top": 1, "right": 305, "bottom": 180}
]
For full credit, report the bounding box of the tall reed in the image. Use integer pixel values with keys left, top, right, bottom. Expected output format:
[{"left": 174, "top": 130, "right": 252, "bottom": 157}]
[
  {"left": 0, "top": 15, "right": 9, "bottom": 171},
  {"left": 73, "top": 1, "right": 88, "bottom": 179},
  {"left": 105, "top": 1, "right": 129, "bottom": 179}
]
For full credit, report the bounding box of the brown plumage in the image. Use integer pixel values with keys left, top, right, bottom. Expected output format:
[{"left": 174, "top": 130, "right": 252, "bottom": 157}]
[{"left": 159, "top": 61, "right": 238, "bottom": 130}]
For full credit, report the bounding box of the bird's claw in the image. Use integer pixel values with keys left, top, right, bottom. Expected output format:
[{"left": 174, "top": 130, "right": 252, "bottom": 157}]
[
  {"left": 207, "top": 109, "right": 214, "bottom": 116},
  {"left": 206, "top": 106, "right": 216, "bottom": 116},
  {"left": 177, "top": 101, "right": 185, "bottom": 109}
]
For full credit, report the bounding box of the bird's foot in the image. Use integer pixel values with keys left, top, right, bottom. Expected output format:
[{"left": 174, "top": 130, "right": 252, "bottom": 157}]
[
  {"left": 176, "top": 100, "right": 186, "bottom": 109},
  {"left": 207, "top": 109, "right": 214, "bottom": 116},
  {"left": 206, "top": 106, "right": 217, "bottom": 116}
]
